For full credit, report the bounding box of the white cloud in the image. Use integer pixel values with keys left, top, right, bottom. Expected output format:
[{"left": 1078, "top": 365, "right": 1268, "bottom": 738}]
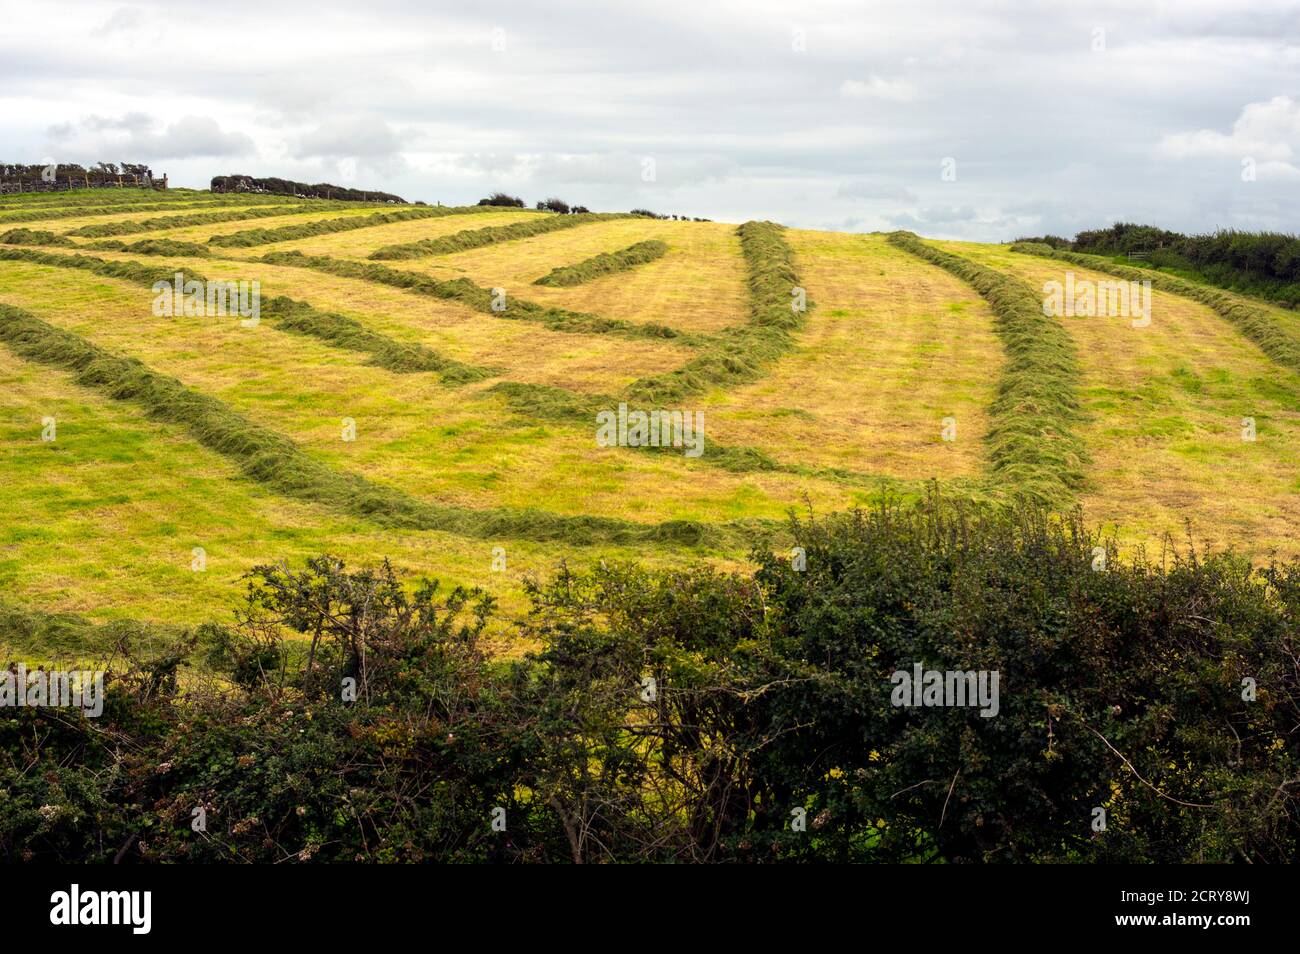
[
  {"left": 839, "top": 76, "right": 919, "bottom": 102},
  {"left": 1, "top": 0, "right": 1298, "bottom": 236},
  {"left": 295, "top": 116, "right": 403, "bottom": 159},
  {"left": 1155, "top": 95, "right": 1300, "bottom": 170},
  {"left": 47, "top": 113, "right": 255, "bottom": 160}
]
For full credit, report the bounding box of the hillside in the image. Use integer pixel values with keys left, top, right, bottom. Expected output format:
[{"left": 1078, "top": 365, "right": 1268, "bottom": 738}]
[{"left": 2, "top": 187, "right": 1299, "bottom": 639}]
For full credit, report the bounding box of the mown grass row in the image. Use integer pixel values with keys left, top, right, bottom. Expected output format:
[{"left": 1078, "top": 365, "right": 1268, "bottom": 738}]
[
  {"left": 0, "top": 188, "right": 276, "bottom": 208},
  {"left": 619, "top": 221, "right": 808, "bottom": 406},
  {"left": 254, "top": 243, "right": 863, "bottom": 480},
  {"left": 208, "top": 205, "right": 497, "bottom": 249},
  {"left": 257, "top": 250, "right": 691, "bottom": 343},
  {"left": 0, "top": 188, "right": 204, "bottom": 207},
  {"left": 88, "top": 238, "right": 214, "bottom": 257},
  {"left": 534, "top": 239, "right": 668, "bottom": 286},
  {"left": 368, "top": 212, "right": 626, "bottom": 261},
  {"left": 889, "top": 232, "right": 1088, "bottom": 506},
  {"left": 0, "top": 247, "right": 494, "bottom": 384},
  {"left": 1, "top": 228, "right": 75, "bottom": 247},
  {"left": 66, "top": 202, "right": 340, "bottom": 238},
  {"left": 0, "top": 195, "right": 290, "bottom": 226},
  {"left": 1010, "top": 242, "right": 1300, "bottom": 374},
  {"left": 0, "top": 301, "right": 725, "bottom": 547}
]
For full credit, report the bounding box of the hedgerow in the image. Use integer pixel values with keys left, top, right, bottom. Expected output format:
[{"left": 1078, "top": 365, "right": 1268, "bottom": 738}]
[
  {"left": 1069, "top": 223, "right": 1300, "bottom": 307},
  {"left": 1010, "top": 242, "right": 1300, "bottom": 374},
  {"left": 533, "top": 239, "right": 668, "bottom": 286},
  {"left": 889, "top": 232, "right": 1088, "bottom": 506},
  {"left": 368, "top": 212, "right": 626, "bottom": 261},
  {"left": 208, "top": 206, "right": 496, "bottom": 248},
  {"left": 210, "top": 174, "right": 406, "bottom": 204},
  {"left": 4, "top": 499, "right": 1296, "bottom": 863}
]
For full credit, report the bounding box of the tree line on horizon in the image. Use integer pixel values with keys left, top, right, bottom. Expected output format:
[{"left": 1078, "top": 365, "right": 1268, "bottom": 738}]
[{"left": 1016, "top": 221, "right": 1300, "bottom": 307}]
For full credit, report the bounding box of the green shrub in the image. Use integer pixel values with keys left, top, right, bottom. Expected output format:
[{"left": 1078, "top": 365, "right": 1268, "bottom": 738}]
[{"left": 3, "top": 499, "right": 1297, "bottom": 863}]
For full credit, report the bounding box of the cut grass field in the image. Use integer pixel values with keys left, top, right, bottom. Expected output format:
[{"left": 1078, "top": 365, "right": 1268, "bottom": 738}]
[
  {"left": 937, "top": 240, "right": 1300, "bottom": 555},
  {"left": 1, "top": 189, "right": 1297, "bottom": 644}
]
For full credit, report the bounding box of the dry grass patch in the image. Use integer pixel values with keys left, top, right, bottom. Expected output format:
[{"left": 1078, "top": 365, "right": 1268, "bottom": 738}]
[
  {"left": 394, "top": 219, "right": 749, "bottom": 335},
  {"left": 697, "top": 231, "right": 1003, "bottom": 479},
  {"left": 103, "top": 205, "right": 385, "bottom": 244},
  {"left": 253, "top": 209, "right": 543, "bottom": 259}
]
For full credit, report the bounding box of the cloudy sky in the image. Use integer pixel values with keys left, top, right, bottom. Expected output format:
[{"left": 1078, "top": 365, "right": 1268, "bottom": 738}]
[{"left": 2, "top": 0, "right": 1298, "bottom": 239}]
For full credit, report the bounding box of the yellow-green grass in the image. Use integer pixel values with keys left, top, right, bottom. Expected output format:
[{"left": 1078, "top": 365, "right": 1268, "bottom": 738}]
[
  {"left": 0, "top": 346, "right": 736, "bottom": 644},
  {"left": 388, "top": 218, "right": 749, "bottom": 336},
  {"left": 237, "top": 208, "right": 544, "bottom": 260},
  {"left": 695, "top": 231, "right": 1003, "bottom": 478},
  {"left": 82, "top": 248, "right": 695, "bottom": 394},
  {"left": 0, "top": 197, "right": 289, "bottom": 233},
  {"left": 0, "top": 261, "right": 864, "bottom": 530},
  {"left": 78, "top": 204, "right": 388, "bottom": 244},
  {"left": 939, "top": 241, "right": 1300, "bottom": 558}
]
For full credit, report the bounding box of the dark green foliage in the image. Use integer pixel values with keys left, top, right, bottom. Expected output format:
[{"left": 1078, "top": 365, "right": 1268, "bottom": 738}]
[
  {"left": 211, "top": 174, "right": 406, "bottom": 204},
  {"left": 534, "top": 239, "right": 668, "bottom": 286},
  {"left": 368, "top": 211, "right": 624, "bottom": 261},
  {"left": 208, "top": 206, "right": 492, "bottom": 248},
  {"left": 477, "top": 192, "right": 525, "bottom": 207},
  {"left": 1011, "top": 242, "right": 1300, "bottom": 374},
  {"left": 4, "top": 500, "right": 1297, "bottom": 863},
  {"left": 1050, "top": 223, "right": 1300, "bottom": 308},
  {"left": 889, "top": 232, "right": 1088, "bottom": 506}
]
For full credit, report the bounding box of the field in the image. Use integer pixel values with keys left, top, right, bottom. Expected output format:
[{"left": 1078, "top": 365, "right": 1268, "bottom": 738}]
[{"left": 3, "top": 187, "right": 1299, "bottom": 643}]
